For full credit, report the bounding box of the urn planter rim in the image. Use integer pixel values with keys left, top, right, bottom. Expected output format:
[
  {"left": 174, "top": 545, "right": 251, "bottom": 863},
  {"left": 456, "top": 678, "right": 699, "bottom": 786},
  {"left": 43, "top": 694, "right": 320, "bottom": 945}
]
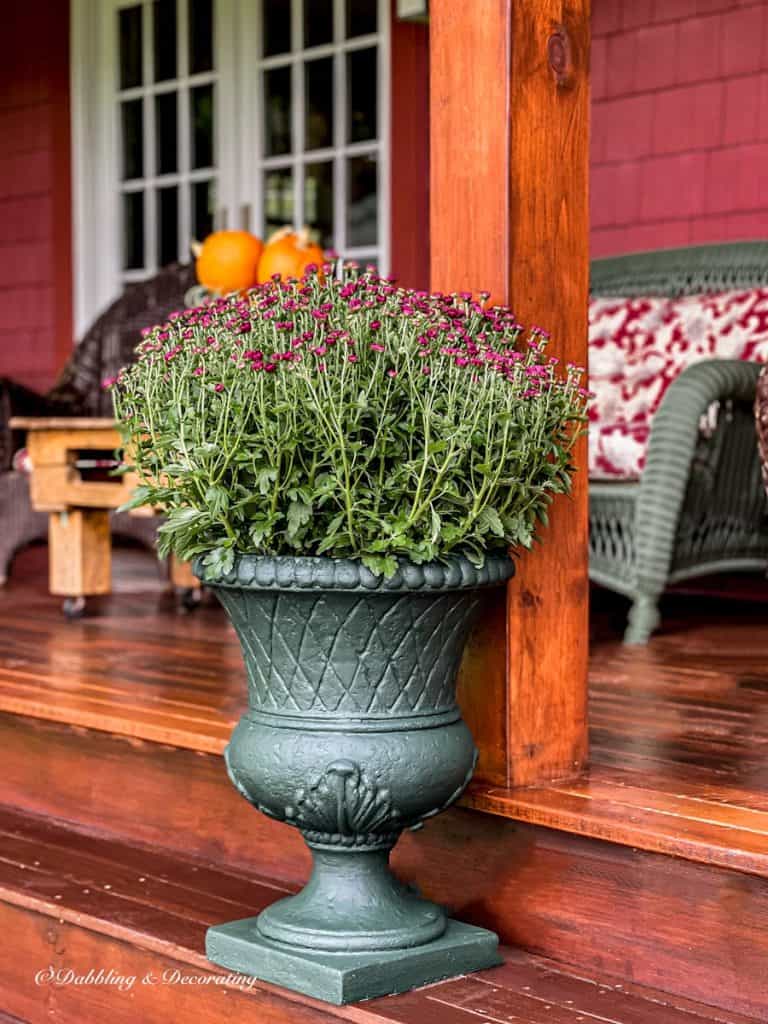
[{"left": 194, "top": 553, "right": 514, "bottom": 592}]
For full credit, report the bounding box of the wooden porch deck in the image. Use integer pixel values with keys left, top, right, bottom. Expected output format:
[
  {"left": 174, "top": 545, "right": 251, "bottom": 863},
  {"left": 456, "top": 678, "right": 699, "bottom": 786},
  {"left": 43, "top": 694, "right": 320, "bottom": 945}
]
[
  {"left": 1, "top": 543, "right": 768, "bottom": 1019},
  {"left": 1, "top": 544, "right": 767, "bottom": 879}
]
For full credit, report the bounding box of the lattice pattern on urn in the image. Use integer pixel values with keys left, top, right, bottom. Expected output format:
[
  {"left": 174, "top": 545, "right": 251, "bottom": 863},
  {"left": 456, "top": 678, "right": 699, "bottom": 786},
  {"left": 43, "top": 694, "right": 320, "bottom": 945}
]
[{"left": 219, "top": 589, "right": 480, "bottom": 715}]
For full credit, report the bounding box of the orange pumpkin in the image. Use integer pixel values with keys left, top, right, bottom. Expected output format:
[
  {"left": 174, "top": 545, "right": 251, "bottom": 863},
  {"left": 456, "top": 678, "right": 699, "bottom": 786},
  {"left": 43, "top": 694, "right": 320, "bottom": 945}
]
[
  {"left": 257, "top": 227, "right": 326, "bottom": 284},
  {"left": 194, "top": 230, "right": 264, "bottom": 294}
]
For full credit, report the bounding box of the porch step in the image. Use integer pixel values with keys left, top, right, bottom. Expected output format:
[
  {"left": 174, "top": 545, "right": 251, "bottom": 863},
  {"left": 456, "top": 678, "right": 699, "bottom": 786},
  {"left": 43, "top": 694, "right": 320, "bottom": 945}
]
[
  {"left": 0, "top": 804, "right": 760, "bottom": 1024},
  {"left": 2, "top": 550, "right": 768, "bottom": 1017},
  {"left": 2, "top": 710, "right": 768, "bottom": 1018},
  {"left": 4, "top": 552, "right": 768, "bottom": 881}
]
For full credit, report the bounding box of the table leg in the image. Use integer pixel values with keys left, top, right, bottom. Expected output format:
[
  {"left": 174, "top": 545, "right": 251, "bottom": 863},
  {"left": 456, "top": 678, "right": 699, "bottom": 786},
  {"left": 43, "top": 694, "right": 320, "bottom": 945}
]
[
  {"left": 170, "top": 554, "right": 202, "bottom": 610},
  {"left": 48, "top": 509, "right": 112, "bottom": 600},
  {"left": 170, "top": 555, "right": 197, "bottom": 590}
]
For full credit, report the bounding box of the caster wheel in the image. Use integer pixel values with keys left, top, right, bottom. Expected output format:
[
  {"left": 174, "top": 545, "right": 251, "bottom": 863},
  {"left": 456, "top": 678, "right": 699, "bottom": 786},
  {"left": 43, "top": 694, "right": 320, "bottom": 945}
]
[
  {"left": 179, "top": 587, "right": 202, "bottom": 612},
  {"left": 62, "top": 596, "right": 86, "bottom": 619}
]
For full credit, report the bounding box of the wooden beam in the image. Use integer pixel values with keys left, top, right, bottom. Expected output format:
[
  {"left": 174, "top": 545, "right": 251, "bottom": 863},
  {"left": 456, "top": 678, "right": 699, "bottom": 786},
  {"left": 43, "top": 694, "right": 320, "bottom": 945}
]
[
  {"left": 431, "top": 0, "right": 590, "bottom": 787},
  {"left": 429, "top": 3, "right": 509, "bottom": 305}
]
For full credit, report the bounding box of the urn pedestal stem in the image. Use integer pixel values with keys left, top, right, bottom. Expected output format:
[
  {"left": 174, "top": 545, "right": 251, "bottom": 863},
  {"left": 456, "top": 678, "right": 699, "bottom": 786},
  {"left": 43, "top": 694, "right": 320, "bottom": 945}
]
[
  {"left": 202, "top": 554, "right": 514, "bottom": 1005},
  {"left": 257, "top": 845, "right": 446, "bottom": 951}
]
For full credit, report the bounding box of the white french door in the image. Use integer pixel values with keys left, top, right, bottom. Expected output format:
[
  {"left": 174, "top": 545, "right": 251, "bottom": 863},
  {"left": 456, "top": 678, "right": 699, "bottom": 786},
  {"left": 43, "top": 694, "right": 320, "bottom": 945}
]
[
  {"left": 71, "top": 0, "right": 389, "bottom": 337},
  {"left": 237, "top": 0, "right": 388, "bottom": 266}
]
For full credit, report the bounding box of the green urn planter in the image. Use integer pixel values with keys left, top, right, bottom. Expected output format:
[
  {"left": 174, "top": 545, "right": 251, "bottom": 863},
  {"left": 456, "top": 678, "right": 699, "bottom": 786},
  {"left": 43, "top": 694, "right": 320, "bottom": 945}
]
[{"left": 202, "top": 552, "right": 514, "bottom": 1004}]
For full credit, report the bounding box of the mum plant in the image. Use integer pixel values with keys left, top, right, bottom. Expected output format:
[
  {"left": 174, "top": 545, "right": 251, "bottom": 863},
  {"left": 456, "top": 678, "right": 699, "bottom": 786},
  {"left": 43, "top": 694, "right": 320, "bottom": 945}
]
[
  {"left": 112, "top": 266, "right": 586, "bottom": 578},
  {"left": 111, "top": 266, "right": 588, "bottom": 1002}
]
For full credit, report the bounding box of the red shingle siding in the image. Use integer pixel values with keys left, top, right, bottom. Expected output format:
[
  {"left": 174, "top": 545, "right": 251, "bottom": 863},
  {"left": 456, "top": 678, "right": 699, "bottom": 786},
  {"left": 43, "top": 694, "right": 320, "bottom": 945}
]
[
  {"left": 389, "top": 2, "right": 430, "bottom": 290},
  {"left": 0, "top": 2, "right": 71, "bottom": 392},
  {"left": 591, "top": 0, "right": 768, "bottom": 258}
]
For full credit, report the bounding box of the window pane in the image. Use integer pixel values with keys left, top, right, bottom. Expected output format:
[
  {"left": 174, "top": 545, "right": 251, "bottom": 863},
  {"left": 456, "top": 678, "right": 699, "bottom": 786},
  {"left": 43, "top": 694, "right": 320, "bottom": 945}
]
[
  {"left": 121, "top": 100, "right": 144, "bottom": 180},
  {"left": 155, "top": 93, "right": 178, "bottom": 174},
  {"left": 346, "top": 0, "right": 377, "bottom": 38},
  {"left": 157, "top": 186, "right": 179, "bottom": 265},
  {"left": 123, "top": 191, "right": 145, "bottom": 270},
  {"left": 348, "top": 48, "right": 377, "bottom": 142},
  {"left": 119, "top": 6, "right": 143, "bottom": 89},
  {"left": 264, "top": 168, "right": 293, "bottom": 237},
  {"left": 263, "top": 67, "right": 292, "bottom": 157},
  {"left": 305, "top": 58, "right": 333, "bottom": 151},
  {"left": 154, "top": 0, "right": 177, "bottom": 82},
  {"left": 304, "top": 162, "right": 333, "bottom": 249},
  {"left": 263, "top": 0, "right": 291, "bottom": 56},
  {"left": 347, "top": 154, "right": 377, "bottom": 247},
  {"left": 191, "top": 84, "right": 215, "bottom": 168},
  {"left": 304, "top": 0, "right": 333, "bottom": 48},
  {"left": 193, "top": 179, "right": 216, "bottom": 240},
  {"left": 189, "top": 0, "right": 214, "bottom": 73}
]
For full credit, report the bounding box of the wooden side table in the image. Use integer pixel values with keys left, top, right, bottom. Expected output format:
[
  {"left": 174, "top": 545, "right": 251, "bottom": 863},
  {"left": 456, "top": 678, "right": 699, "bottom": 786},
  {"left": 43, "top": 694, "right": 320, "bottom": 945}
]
[{"left": 11, "top": 417, "right": 198, "bottom": 616}]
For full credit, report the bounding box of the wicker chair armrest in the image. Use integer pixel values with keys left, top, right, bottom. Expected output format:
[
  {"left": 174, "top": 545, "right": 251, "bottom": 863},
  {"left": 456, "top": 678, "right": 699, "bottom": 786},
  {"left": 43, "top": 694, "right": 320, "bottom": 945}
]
[{"left": 634, "top": 359, "right": 761, "bottom": 593}]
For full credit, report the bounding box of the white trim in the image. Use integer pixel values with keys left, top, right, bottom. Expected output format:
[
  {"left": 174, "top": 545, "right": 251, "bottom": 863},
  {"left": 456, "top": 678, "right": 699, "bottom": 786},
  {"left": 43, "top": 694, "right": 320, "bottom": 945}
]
[
  {"left": 379, "top": 0, "right": 391, "bottom": 276},
  {"left": 215, "top": 0, "right": 239, "bottom": 230},
  {"left": 259, "top": 34, "right": 380, "bottom": 68},
  {"left": 71, "top": 0, "right": 120, "bottom": 337},
  {"left": 177, "top": 0, "right": 190, "bottom": 259},
  {"left": 291, "top": 0, "right": 304, "bottom": 230},
  {"left": 332, "top": 0, "right": 345, "bottom": 252},
  {"left": 235, "top": 0, "right": 257, "bottom": 234},
  {"left": 121, "top": 168, "right": 216, "bottom": 188},
  {"left": 141, "top": 0, "right": 155, "bottom": 274},
  {"left": 117, "top": 71, "right": 216, "bottom": 100}
]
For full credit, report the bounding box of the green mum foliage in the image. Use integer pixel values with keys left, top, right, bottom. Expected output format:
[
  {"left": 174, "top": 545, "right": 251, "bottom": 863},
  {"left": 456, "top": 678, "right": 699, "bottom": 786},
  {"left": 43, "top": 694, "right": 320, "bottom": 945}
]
[{"left": 111, "top": 266, "right": 587, "bottom": 578}]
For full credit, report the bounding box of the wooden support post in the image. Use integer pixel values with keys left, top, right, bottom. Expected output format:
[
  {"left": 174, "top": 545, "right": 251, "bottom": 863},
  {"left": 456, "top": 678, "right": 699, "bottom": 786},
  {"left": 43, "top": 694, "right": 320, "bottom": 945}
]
[
  {"left": 431, "top": 0, "right": 590, "bottom": 788},
  {"left": 49, "top": 509, "right": 112, "bottom": 597}
]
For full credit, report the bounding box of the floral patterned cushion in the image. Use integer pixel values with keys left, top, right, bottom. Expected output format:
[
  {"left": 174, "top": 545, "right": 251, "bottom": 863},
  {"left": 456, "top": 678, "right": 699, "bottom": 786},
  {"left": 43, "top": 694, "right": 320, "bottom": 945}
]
[{"left": 589, "top": 289, "right": 768, "bottom": 480}]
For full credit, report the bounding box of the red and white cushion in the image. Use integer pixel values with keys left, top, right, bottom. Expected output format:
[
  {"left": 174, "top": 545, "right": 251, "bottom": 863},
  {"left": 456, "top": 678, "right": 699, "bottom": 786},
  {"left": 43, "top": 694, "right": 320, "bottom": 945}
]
[{"left": 588, "top": 288, "right": 768, "bottom": 480}]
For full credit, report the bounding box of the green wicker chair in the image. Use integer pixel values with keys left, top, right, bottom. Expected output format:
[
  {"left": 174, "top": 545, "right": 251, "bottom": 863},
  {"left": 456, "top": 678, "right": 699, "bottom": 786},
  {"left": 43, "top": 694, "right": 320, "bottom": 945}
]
[{"left": 589, "top": 242, "right": 768, "bottom": 644}]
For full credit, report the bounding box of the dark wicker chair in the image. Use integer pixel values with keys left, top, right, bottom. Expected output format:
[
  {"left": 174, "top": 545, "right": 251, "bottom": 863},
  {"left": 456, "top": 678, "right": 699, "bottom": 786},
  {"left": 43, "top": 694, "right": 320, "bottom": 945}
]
[
  {"left": 0, "top": 263, "right": 196, "bottom": 583},
  {"left": 590, "top": 242, "right": 768, "bottom": 644}
]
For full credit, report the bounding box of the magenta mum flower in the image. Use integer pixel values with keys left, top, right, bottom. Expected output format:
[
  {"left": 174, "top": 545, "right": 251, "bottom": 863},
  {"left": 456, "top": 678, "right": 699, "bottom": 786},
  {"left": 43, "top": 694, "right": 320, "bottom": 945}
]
[{"left": 111, "top": 270, "right": 584, "bottom": 573}]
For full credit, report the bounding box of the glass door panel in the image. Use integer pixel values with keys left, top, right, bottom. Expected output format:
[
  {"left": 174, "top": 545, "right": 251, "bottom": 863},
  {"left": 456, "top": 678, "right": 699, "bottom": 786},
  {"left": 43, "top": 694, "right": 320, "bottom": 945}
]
[
  {"left": 242, "top": 0, "right": 386, "bottom": 269},
  {"left": 116, "top": 0, "right": 219, "bottom": 281},
  {"left": 83, "top": 0, "right": 386, "bottom": 330}
]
